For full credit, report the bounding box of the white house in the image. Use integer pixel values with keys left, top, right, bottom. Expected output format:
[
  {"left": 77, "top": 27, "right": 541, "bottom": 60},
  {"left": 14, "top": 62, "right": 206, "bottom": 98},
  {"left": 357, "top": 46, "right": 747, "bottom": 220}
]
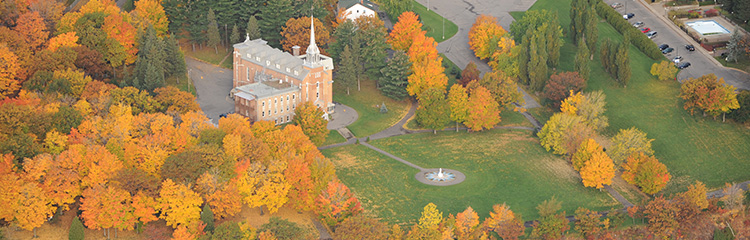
[{"left": 339, "top": 0, "right": 377, "bottom": 21}]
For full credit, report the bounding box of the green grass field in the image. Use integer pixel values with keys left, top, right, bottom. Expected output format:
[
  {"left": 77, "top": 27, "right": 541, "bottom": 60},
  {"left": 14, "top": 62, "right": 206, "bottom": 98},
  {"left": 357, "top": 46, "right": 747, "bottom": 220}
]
[
  {"left": 322, "top": 129, "right": 619, "bottom": 224},
  {"left": 716, "top": 56, "right": 750, "bottom": 73},
  {"left": 411, "top": 0, "right": 458, "bottom": 43},
  {"left": 183, "top": 45, "right": 233, "bottom": 68},
  {"left": 516, "top": 0, "right": 750, "bottom": 193},
  {"left": 332, "top": 79, "right": 411, "bottom": 137},
  {"left": 322, "top": 130, "right": 347, "bottom": 146}
]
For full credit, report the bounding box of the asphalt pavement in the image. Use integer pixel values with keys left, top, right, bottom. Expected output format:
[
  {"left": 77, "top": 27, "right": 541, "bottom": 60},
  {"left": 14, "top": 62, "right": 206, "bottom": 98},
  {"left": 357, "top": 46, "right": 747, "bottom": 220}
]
[
  {"left": 606, "top": 0, "right": 750, "bottom": 90},
  {"left": 186, "top": 57, "right": 235, "bottom": 125}
]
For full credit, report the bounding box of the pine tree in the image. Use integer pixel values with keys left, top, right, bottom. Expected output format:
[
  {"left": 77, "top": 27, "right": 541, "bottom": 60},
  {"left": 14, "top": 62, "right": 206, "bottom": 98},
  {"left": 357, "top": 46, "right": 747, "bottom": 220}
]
[
  {"left": 230, "top": 24, "right": 240, "bottom": 44},
  {"left": 574, "top": 38, "right": 590, "bottom": 81},
  {"left": 184, "top": 0, "right": 208, "bottom": 52},
  {"left": 329, "top": 20, "right": 356, "bottom": 63},
  {"left": 351, "top": 35, "right": 363, "bottom": 91},
  {"left": 379, "top": 50, "right": 411, "bottom": 100},
  {"left": 207, "top": 9, "right": 221, "bottom": 54},
  {"left": 164, "top": 34, "right": 186, "bottom": 78},
  {"left": 246, "top": 15, "right": 261, "bottom": 40},
  {"left": 336, "top": 46, "right": 357, "bottom": 95},
  {"left": 201, "top": 204, "right": 215, "bottom": 232},
  {"left": 132, "top": 25, "right": 166, "bottom": 92},
  {"left": 69, "top": 216, "right": 85, "bottom": 240},
  {"left": 259, "top": 0, "right": 294, "bottom": 48},
  {"left": 727, "top": 27, "right": 743, "bottom": 63}
]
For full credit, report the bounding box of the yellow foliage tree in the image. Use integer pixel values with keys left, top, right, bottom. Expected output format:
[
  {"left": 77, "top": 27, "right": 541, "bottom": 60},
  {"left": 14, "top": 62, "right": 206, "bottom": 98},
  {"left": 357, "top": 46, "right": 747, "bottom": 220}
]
[
  {"left": 132, "top": 0, "right": 169, "bottom": 36},
  {"left": 0, "top": 44, "right": 20, "bottom": 99},
  {"left": 468, "top": 15, "right": 507, "bottom": 60},
  {"left": 47, "top": 32, "right": 79, "bottom": 52},
  {"left": 650, "top": 60, "right": 677, "bottom": 81},
  {"left": 43, "top": 129, "right": 68, "bottom": 154},
  {"left": 418, "top": 202, "right": 442, "bottom": 229},
  {"left": 158, "top": 179, "right": 203, "bottom": 228},
  {"left": 682, "top": 181, "right": 708, "bottom": 210},
  {"left": 14, "top": 182, "right": 55, "bottom": 234},
  {"left": 579, "top": 148, "right": 615, "bottom": 189}
]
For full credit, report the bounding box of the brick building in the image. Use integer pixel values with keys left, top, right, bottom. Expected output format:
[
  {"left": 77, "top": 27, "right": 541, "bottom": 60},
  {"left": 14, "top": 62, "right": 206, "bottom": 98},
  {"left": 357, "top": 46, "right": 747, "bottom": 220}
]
[{"left": 231, "top": 18, "right": 334, "bottom": 124}]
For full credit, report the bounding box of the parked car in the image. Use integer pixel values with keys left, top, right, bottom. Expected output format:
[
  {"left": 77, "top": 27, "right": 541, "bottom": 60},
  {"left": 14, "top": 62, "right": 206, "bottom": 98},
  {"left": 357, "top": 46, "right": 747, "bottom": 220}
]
[
  {"left": 658, "top": 44, "right": 670, "bottom": 50},
  {"left": 662, "top": 47, "right": 674, "bottom": 54},
  {"left": 623, "top": 13, "right": 635, "bottom": 19},
  {"left": 641, "top": 27, "right": 651, "bottom": 33},
  {"left": 611, "top": 2, "right": 623, "bottom": 8},
  {"left": 673, "top": 56, "right": 682, "bottom": 63},
  {"left": 678, "top": 62, "right": 691, "bottom": 69},
  {"left": 685, "top": 44, "right": 695, "bottom": 51},
  {"left": 647, "top": 31, "right": 658, "bottom": 38},
  {"left": 633, "top": 21, "right": 645, "bottom": 28}
]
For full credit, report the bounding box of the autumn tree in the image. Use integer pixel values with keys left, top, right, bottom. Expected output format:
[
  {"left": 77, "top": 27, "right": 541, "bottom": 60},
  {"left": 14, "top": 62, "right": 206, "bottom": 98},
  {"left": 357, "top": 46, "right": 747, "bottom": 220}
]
[
  {"left": 80, "top": 185, "right": 134, "bottom": 239},
  {"left": 378, "top": 50, "right": 411, "bottom": 100},
  {"left": 459, "top": 62, "right": 480, "bottom": 86},
  {"left": 680, "top": 73, "right": 740, "bottom": 121},
  {"left": 681, "top": 181, "right": 708, "bottom": 210},
  {"left": 133, "top": 0, "right": 169, "bottom": 36},
  {"left": 483, "top": 203, "right": 524, "bottom": 240},
  {"left": 47, "top": 32, "right": 79, "bottom": 52},
  {"left": 479, "top": 70, "right": 523, "bottom": 108},
  {"left": 644, "top": 195, "right": 679, "bottom": 238},
  {"left": 650, "top": 60, "right": 678, "bottom": 81},
  {"left": 102, "top": 13, "right": 138, "bottom": 66},
  {"left": 388, "top": 11, "right": 423, "bottom": 52},
  {"left": 488, "top": 36, "right": 518, "bottom": 77},
  {"left": 0, "top": 44, "right": 20, "bottom": 99},
  {"left": 579, "top": 147, "right": 615, "bottom": 189},
  {"left": 416, "top": 87, "right": 450, "bottom": 133},
  {"left": 14, "top": 182, "right": 55, "bottom": 237},
  {"left": 448, "top": 84, "right": 469, "bottom": 131},
  {"left": 0, "top": 154, "right": 21, "bottom": 222},
  {"left": 158, "top": 179, "right": 204, "bottom": 228},
  {"left": 418, "top": 203, "right": 443, "bottom": 229},
  {"left": 406, "top": 34, "right": 448, "bottom": 98},
  {"left": 465, "top": 85, "right": 500, "bottom": 131},
  {"left": 468, "top": 15, "right": 507, "bottom": 60},
  {"left": 455, "top": 206, "right": 482, "bottom": 239},
  {"left": 154, "top": 86, "right": 200, "bottom": 114},
  {"left": 543, "top": 72, "right": 585, "bottom": 108},
  {"left": 608, "top": 127, "right": 654, "bottom": 167},
  {"left": 560, "top": 91, "right": 608, "bottom": 131},
  {"left": 621, "top": 152, "right": 670, "bottom": 194},
  {"left": 334, "top": 215, "right": 389, "bottom": 240},
  {"left": 15, "top": 11, "right": 49, "bottom": 50},
  {"left": 292, "top": 102, "right": 328, "bottom": 146},
  {"left": 538, "top": 113, "right": 593, "bottom": 156},
  {"left": 314, "top": 178, "right": 362, "bottom": 228},
  {"left": 574, "top": 207, "right": 609, "bottom": 238},
  {"left": 532, "top": 197, "right": 569, "bottom": 239},
  {"left": 235, "top": 160, "right": 290, "bottom": 215},
  {"left": 280, "top": 16, "right": 330, "bottom": 55}
]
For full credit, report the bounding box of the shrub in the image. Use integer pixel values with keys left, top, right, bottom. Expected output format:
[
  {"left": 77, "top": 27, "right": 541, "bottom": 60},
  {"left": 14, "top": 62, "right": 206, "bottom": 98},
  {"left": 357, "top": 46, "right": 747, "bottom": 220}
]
[
  {"left": 201, "top": 204, "right": 215, "bottom": 232},
  {"left": 727, "top": 90, "right": 750, "bottom": 123},
  {"left": 258, "top": 217, "right": 313, "bottom": 240},
  {"left": 69, "top": 216, "right": 85, "bottom": 240}
]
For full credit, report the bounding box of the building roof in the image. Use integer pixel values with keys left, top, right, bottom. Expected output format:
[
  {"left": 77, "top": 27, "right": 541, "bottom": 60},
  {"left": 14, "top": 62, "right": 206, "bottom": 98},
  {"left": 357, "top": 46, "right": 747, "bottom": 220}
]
[
  {"left": 235, "top": 79, "right": 300, "bottom": 100},
  {"left": 338, "top": 0, "right": 377, "bottom": 11},
  {"left": 233, "top": 39, "right": 310, "bottom": 81}
]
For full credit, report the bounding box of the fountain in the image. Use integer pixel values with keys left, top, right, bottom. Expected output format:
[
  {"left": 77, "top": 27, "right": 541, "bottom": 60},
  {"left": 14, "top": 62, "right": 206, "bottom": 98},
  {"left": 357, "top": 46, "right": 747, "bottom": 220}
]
[{"left": 424, "top": 168, "right": 456, "bottom": 182}]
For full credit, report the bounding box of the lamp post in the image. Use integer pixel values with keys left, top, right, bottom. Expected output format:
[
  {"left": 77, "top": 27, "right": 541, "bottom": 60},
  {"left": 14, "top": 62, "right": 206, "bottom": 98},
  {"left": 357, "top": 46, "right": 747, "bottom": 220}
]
[
  {"left": 442, "top": 17, "right": 445, "bottom": 39},
  {"left": 188, "top": 69, "right": 192, "bottom": 93}
]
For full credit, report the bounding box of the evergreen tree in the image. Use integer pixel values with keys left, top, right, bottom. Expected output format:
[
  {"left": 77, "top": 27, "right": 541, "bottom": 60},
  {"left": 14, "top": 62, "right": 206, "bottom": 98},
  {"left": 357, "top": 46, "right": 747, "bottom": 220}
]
[
  {"left": 259, "top": 0, "right": 294, "bottom": 48},
  {"left": 351, "top": 35, "right": 363, "bottom": 91},
  {"left": 230, "top": 24, "right": 240, "bottom": 44},
  {"left": 164, "top": 34, "right": 186, "bottom": 78},
  {"left": 201, "top": 204, "right": 215, "bottom": 232},
  {"left": 379, "top": 50, "right": 411, "bottom": 100},
  {"left": 329, "top": 20, "right": 356, "bottom": 63},
  {"left": 517, "top": 29, "right": 532, "bottom": 85},
  {"left": 584, "top": 6, "right": 598, "bottom": 59},
  {"left": 246, "top": 15, "right": 261, "bottom": 40},
  {"left": 574, "top": 38, "right": 590, "bottom": 81},
  {"left": 356, "top": 17, "right": 389, "bottom": 77},
  {"left": 185, "top": 0, "right": 208, "bottom": 51},
  {"left": 529, "top": 31, "right": 548, "bottom": 91},
  {"left": 616, "top": 42, "right": 631, "bottom": 87},
  {"left": 132, "top": 25, "right": 166, "bottom": 92},
  {"left": 336, "top": 45, "right": 357, "bottom": 95},
  {"left": 727, "top": 27, "right": 743, "bottom": 63},
  {"left": 238, "top": 0, "right": 266, "bottom": 29},
  {"left": 546, "top": 22, "right": 563, "bottom": 69},
  {"left": 69, "top": 216, "right": 85, "bottom": 240},
  {"left": 207, "top": 9, "right": 221, "bottom": 54}
]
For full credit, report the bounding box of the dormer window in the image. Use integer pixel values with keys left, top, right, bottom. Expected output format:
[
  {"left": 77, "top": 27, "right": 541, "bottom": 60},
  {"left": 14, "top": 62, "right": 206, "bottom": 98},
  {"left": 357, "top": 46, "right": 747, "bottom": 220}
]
[
  {"left": 294, "top": 70, "right": 298, "bottom": 75},
  {"left": 255, "top": 56, "right": 260, "bottom": 61},
  {"left": 276, "top": 64, "right": 280, "bottom": 69},
  {"left": 266, "top": 60, "right": 270, "bottom": 66},
  {"left": 247, "top": 54, "right": 251, "bottom": 58},
  {"left": 286, "top": 67, "right": 290, "bottom": 72}
]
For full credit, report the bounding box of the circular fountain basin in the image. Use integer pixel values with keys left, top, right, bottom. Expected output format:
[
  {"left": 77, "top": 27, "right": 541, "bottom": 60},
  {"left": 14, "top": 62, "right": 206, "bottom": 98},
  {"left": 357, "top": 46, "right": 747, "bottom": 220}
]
[{"left": 415, "top": 168, "right": 466, "bottom": 186}]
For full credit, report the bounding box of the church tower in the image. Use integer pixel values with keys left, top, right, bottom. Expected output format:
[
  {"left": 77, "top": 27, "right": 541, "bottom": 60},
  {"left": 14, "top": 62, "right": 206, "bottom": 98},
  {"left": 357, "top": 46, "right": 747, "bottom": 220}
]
[{"left": 305, "top": 15, "right": 321, "bottom": 65}]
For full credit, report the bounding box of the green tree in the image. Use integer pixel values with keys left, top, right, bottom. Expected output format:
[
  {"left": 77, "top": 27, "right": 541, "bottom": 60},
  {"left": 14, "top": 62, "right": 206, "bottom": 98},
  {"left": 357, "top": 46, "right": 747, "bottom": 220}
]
[
  {"left": 69, "top": 216, "right": 85, "bottom": 240},
  {"left": 538, "top": 113, "right": 593, "bottom": 156},
  {"left": 246, "top": 15, "right": 261, "bottom": 40},
  {"left": 416, "top": 87, "right": 451, "bottom": 134},
  {"left": 650, "top": 60, "right": 677, "bottom": 81},
  {"left": 336, "top": 45, "right": 357, "bottom": 95},
  {"left": 609, "top": 127, "right": 654, "bottom": 167},
  {"left": 258, "top": 217, "right": 312, "bottom": 240},
  {"left": 230, "top": 24, "right": 240, "bottom": 44},
  {"left": 164, "top": 34, "right": 186, "bottom": 79},
  {"left": 292, "top": 102, "right": 328, "bottom": 146},
  {"left": 509, "top": 10, "right": 556, "bottom": 43},
  {"left": 328, "top": 20, "right": 356, "bottom": 63},
  {"left": 615, "top": 41, "right": 631, "bottom": 87},
  {"left": 532, "top": 197, "right": 569, "bottom": 239},
  {"left": 131, "top": 25, "right": 165, "bottom": 92},
  {"left": 517, "top": 29, "right": 531, "bottom": 85},
  {"left": 574, "top": 39, "right": 590, "bottom": 80},
  {"left": 448, "top": 84, "right": 469, "bottom": 131},
  {"left": 206, "top": 9, "right": 221, "bottom": 54},
  {"left": 355, "top": 16, "right": 389, "bottom": 77},
  {"left": 259, "top": 0, "right": 293, "bottom": 48},
  {"left": 584, "top": 5, "right": 598, "bottom": 59},
  {"left": 201, "top": 204, "right": 215, "bottom": 232},
  {"left": 545, "top": 22, "right": 563, "bottom": 69},
  {"left": 378, "top": 50, "right": 411, "bottom": 100},
  {"left": 528, "top": 29, "right": 548, "bottom": 91},
  {"left": 726, "top": 27, "right": 743, "bottom": 63}
]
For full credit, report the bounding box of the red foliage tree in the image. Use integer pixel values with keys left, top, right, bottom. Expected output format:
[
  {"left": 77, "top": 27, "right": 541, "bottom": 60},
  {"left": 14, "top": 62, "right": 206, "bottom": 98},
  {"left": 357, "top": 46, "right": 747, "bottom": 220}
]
[
  {"left": 314, "top": 178, "right": 362, "bottom": 227},
  {"left": 543, "top": 72, "right": 586, "bottom": 108}
]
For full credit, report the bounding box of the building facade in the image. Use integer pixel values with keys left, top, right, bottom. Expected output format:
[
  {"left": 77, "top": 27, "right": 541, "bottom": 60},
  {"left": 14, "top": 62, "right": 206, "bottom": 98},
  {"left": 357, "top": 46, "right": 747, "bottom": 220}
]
[
  {"left": 231, "top": 18, "right": 334, "bottom": 124},
  {"left": 339, "top": 0, "right": 378, "bottom": 21}
]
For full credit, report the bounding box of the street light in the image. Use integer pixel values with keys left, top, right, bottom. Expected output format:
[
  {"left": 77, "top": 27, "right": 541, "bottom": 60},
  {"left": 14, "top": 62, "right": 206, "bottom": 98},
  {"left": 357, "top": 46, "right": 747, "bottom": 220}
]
[{"left": 442, "top": 17, "right": 445, "bottom": 39}]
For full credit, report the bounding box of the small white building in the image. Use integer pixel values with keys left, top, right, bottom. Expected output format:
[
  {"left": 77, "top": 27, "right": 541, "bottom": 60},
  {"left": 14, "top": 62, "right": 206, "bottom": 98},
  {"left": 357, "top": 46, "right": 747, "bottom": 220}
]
[{"left": 339, "top": 0, "right": 378, "bottom": 21}]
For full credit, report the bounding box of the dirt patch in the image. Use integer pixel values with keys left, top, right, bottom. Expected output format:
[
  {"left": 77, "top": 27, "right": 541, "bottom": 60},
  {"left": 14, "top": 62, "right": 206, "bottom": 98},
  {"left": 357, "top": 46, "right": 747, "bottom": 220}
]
[{"left": 330, "top": 151, "right": 365, "bottom": 170}]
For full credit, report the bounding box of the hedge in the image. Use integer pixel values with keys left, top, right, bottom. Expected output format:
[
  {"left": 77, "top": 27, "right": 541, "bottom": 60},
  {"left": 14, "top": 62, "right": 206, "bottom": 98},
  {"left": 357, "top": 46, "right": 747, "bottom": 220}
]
[{"left": 594, "top": 0, "right": 663, "bottom": 60}]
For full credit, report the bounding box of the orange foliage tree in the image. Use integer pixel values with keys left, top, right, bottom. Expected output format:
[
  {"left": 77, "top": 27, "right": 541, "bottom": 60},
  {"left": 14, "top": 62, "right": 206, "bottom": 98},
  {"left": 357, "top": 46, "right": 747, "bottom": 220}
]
[
  {"left": 291, "top": 101, "right": 328, "bottom": 146},
  {"left": 154, "top": 86, "right": 200, "bottom": 114},
  {"left": 0, "top": 154, "right": 21, "bottom": 222},
  {"left": 284, "top": 154, "right": 315, "bottom": 211},
  {"left": 280, "top": 17, "right": 330, "bottom": 55},
  {"left": 468, "top": 15, "right": 507, "bottom": 60},
  {"left": 578, "top": 145, "right": 615, "bottom": 189},
  {"left": 47, "top": 32, "right": 79, "bottom": 52},
  {"left": 465, "top": 85, "right": 500, "bottom": 131},
  {"left": 102, "top": 13, "right": 138, "bottom": 66},
  {"left": 15, "top": 11, "right": 49, "bottom": 50},
  {"left": 483, "top": 203, "right": 524, "bottom": 240},
  {"left": 406, "top": 34, "right": 447, "bottom": 98},
  {"left": 0, "top": 44, "right": 20, "bottom": 99},
  {"left": 158, "top": 179, "right": 203, "bottom": 228},
  {"left": 79, "top": 144, "right": 123, "bottom": 188},
  {"left": 679, "top": 73, "right": 739, "bottom": 121},
  {"left": 315, "top": 178, "right": 362, "bottom": 227},
  {"left": 455, "top": 206, "right": 482, "bottom": 239},
  {"left": 622, "top": 152, "right": 670, "bottom": 194},
  {"left": 388, "top": 11, "right": 423, "bottom": 52},
  {"left": 80, "top": 185, "right": 136, "bottom": 238},
  {"left": 195, "top": 172, "right": 242, "bottom": 220}
]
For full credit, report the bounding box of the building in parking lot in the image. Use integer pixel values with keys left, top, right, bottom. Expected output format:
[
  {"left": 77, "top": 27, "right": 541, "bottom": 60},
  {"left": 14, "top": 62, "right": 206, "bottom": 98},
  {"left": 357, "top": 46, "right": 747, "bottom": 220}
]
[
  {"left": 231, "top": 18, "right": 334, "bottom": 124},
  {"left": 682, "top": 17, "right": 736, "bottom": 51}
]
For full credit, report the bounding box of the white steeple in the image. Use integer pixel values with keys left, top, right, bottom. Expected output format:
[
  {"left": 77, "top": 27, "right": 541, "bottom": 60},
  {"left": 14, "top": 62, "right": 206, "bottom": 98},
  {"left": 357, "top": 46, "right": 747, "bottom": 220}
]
[{"left": 305, "top": 15, "right": 320, "bottom": 64}]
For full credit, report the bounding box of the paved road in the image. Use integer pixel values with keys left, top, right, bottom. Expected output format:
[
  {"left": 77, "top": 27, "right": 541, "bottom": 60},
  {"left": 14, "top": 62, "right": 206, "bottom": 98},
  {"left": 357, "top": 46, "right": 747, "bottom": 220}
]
[
  {"left": 607, "top": 0, "right": 750, "bottom": 90},
  {"left": 186, "top": 57, "right": 235, "bottom": 124},
  {"left": 415, "top": 0, "right": 542, "bottom": 109}
]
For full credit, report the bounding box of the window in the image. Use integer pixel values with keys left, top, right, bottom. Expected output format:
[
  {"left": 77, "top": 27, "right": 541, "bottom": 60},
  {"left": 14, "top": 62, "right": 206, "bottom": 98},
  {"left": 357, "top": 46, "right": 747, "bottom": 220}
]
[
  {"left": 276, "top": 64, "right": 280, "bottom": 69},
  {"left": 292, "top": 94, "right": 295, "bottom": 99},
  {"left": 274, "top": 98, "right": 277, "bottom": 104},
  {"left": 294, "top": 70, "right": 298, "bottom": 75},
  {"left": 286, "top": 116, "right": 289, "bottom": 122},
  {"left": 262, "top": 111, "right": 265, "bottom": 117},
  {"left": 262, "top": 101, "right": 265, "bottom": 107},
  {"left": 317, "top": 92, "right": 319, "bottom": 98},
  {"left": 286, "top": 96, "right": 289, "bottom": 100},
  {"left": 246, "top": 67, "right": 249, "bottom": 81},
  {"left": 266, "top": 60, "right": 270, "bottom": 66},
  {"left": 315, "top": 72, "right": 321, "bottom": 78},
  {"left": 268, "top": 110, "right": 270, "bottom": 116},
  {"left": 286, "top": 106, "right": 289, "bottom": 111},
  {"left": 286, "top": 67, "right": 290, "bottom": 72}
]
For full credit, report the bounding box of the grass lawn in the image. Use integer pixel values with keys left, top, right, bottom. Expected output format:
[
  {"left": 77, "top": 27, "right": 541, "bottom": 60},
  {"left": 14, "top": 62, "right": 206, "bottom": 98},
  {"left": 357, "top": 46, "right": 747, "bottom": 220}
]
[
  {"left": 322, "top": 129, "right": 347, "bottom": 146},
  {"left": 322, "top": 129, "right": 619, "bottom": 224},
  {"left": 166, "top": 74, "right": 197, "bottom": 95},
  {"left": 183, "top": 44, "right": 233, "bottom": 67},
  {"left": 333, "top": 78, "right": 410, "bottom": 137},
  {"left": 715, "top": 56, "right": 750, "bottom": 73},
  {"left": 411, "top": 0, "right": 458, "bottom": 43},
  {"left": 520, "top": 0, "right": 750, "bottom": 193},
  {"left": 405, "top": 107, "right": 534, "bottom": 130}
]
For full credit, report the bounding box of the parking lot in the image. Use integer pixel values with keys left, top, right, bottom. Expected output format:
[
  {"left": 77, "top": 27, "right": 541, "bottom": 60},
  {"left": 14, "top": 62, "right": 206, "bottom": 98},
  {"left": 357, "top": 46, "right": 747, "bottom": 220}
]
[{"left": 604, "top": 0, "right": 750, "bottom": 90}]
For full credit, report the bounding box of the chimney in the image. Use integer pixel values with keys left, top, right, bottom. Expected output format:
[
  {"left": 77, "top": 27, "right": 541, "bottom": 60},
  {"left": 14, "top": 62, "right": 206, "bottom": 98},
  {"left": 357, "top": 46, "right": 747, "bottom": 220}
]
[
  {"left": 292, "top": 46, "right": 300, "bottom": 56},
  {"left": 360, "top": 0, "right": 363, "bottom": 3}
]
